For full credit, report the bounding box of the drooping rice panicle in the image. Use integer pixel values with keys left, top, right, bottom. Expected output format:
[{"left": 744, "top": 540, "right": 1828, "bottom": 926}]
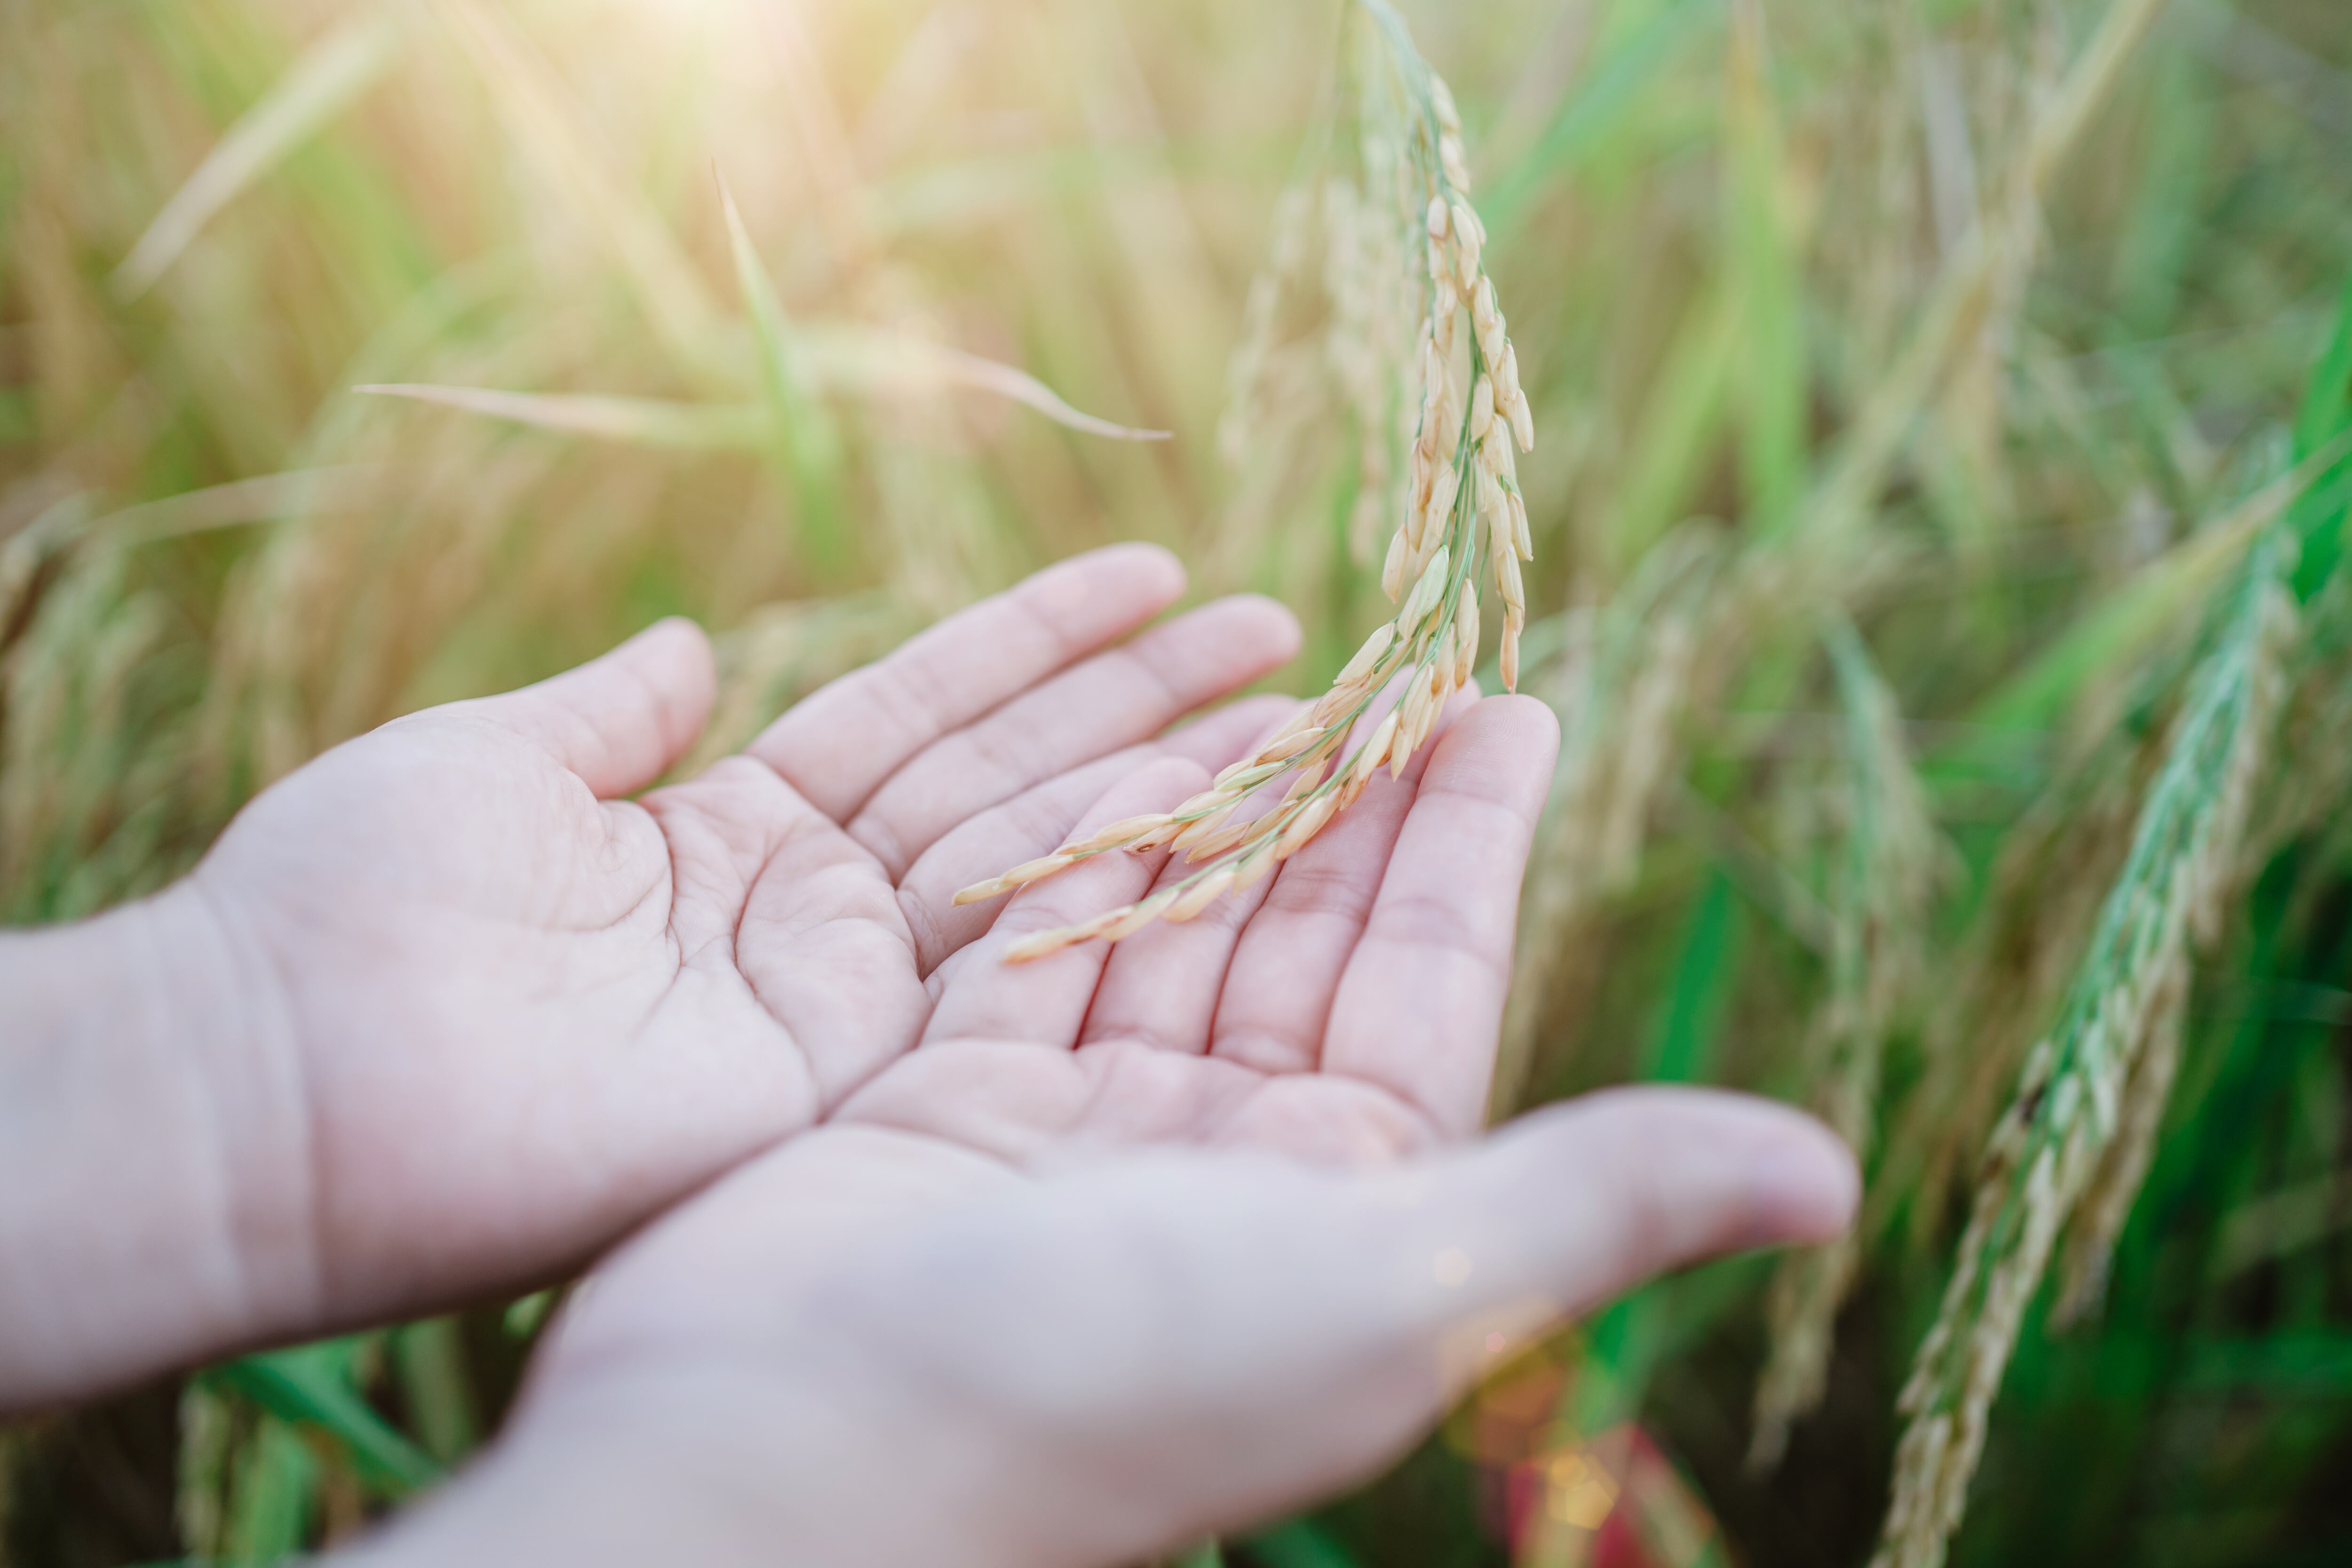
[
  {"left": 1869, "top": 525, "right": 2298, "bottom": 1568},
  {"left": 958, "top": 4, "right": 1537, "bottom": 958}
]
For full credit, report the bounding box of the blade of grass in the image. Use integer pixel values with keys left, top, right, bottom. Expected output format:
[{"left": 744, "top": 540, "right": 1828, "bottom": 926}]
[
  {"left": 1482, "top": 0, "right": 1722, "bottom": 241},
  {"left": 1724, "top": 0, "right": 1807, "bottom": 534},
  {"left": 114, "top": 9, "right": 405, "bottom": 299},
  {"left": 359, "top": 330, "right": 1166, "bottom": 454},
  {"left": 215, "top": 1341, "right": 441, "bottom": 1498},
  {"left": 223, "top": 1416, "right": 315, "bottom": 1565},
  {"left": 95, "top": 469, "right": 377, "bottom": 544},
  {"left": 391, "top": 1318, "right": 479, "bottom": 1465},
  {"left": 1242, "top": 1519, "right": 1363, "bottom": 1568},
  {"left": 2289, "top": 272, "right": 2352, "bottom": 600},
  {"left": 1605, "top": 282, "right": 1737, "bottom": 572},
  {"left": 353, "top": 385, "right": 769, "bottom": 450},
  {"left": 878, "top": 340, "right": 1170, "bottom": 442},
  {"left": 718, "top": 168, "right": 850, "bottom": 573}
]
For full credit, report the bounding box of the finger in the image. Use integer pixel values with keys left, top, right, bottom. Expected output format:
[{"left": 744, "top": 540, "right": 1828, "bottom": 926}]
[
  {"left": 458, "top": 619, "right": 715, "bottom": 798},
  {"left": 1176, "top": 1089, "right": 1855, "bottom": 1478},
  {"left": 1199, "top": 683, "right": 1481, "bottom": 1077},
  {"left": 920, "top": 758, "right": 1208, "bottom": 1051},
  {"left": 747, "top": 545, "right": 1187, "bottom": 821},
  {"left": 899, "top": 697, "right": 1295, "bottom": 978},
  {"left": 1322, "top": 695, "right": 1560, "bottom": 1138},
  {"left": 844, "top": 594, "right": 1299, "bottom": 879}
]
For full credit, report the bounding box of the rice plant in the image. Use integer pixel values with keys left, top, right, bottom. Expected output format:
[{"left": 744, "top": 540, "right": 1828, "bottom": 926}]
[{"left": 6, "top": 0, "right": 2352, "bottom": 1564}]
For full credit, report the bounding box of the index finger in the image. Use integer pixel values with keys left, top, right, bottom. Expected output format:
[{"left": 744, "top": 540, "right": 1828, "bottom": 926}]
[{"left": 747, "top": 545, "right": 1187, "bottom": 822}]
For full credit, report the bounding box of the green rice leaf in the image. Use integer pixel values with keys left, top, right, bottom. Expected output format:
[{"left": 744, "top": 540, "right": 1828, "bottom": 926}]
[
  {"left": 2289, "top": 272, "right": 2352, "bottom": 601},
  {"left": 215, "top": 1340, "right": 441, "bottom": 1498},
  {"left": 1724, "top": 0, "right": 1807, "bottom": 536},
  {"left": 1242, "top": 1520, "right": 1363, "bottom": 1568}
]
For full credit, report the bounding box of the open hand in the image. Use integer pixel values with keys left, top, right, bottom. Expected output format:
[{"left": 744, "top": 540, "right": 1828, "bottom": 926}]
[
  {"left": 180, "top": 545, "right": 1299, "bottom": 1338},
  {"left": 342, "top": 669, "right": 1859, "bottom": 1568}
]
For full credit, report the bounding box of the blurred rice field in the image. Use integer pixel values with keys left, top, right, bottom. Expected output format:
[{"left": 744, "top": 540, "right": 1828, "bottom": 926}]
[{"left": 6, "top": 0, "right": 2352, "bottom": 1564}]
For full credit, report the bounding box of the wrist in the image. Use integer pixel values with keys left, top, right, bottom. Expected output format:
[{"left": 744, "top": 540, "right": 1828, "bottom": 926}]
[{"left": 0, "top": 880, "right": 313, "bottom": 1409}]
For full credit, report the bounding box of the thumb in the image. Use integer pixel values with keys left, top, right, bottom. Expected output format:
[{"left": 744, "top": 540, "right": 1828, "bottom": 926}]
[
  {"left": 784, "top": 1087, "right": 1856, "bottom": 1568},
  {"left": 464, "top": 618, "right": 715, "bottom": 798},
  {"left": 1418, "top": 1084, "right": 1860, "bottom": 1342},
  {"left": 1117, "top": 1087, "right": 1857, "bottom": 1552}
]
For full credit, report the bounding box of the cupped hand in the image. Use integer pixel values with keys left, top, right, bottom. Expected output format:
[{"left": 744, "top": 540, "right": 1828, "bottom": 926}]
[
  {"left": 512, "top": 677, "right": 1580, "bottom": 1313},
  {"left": 342, "top": 678, "right": 1858, "bottom": 1568},
  {"left": 182, "top": 544, "right": 1300, "bottom": 1333},
  {"left": 850, "top": 682, "right": 1556, "bottom": 1163}
]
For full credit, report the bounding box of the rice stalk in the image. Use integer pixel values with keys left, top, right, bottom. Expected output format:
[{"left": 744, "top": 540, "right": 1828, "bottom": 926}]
[
  {"left": 1322, "top": 169, "right": 1420, "bottom": 566},
  {"left": 0, "top": 520, "right": 201, "bottom": 921},
  {"left": 1869, "top": 523, "right": 2300, "bottom": 1568},
  {"left": 1217, "top": 179, "right": 1320, "bottom": 476},
  {"left": 1205, "top": 20, "right": 1413, "bottom": 582},
  {"left": 959, "top": 1, "right": 1538, "bottom": 955},
  {"left": 1498, "top": 0, "right": 2159, "bottom": 1099}
]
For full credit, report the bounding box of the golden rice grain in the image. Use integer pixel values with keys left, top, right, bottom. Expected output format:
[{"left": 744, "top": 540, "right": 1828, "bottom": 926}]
[{"left": 1166, "top": 867, "right": 1238, "bottom": 922}]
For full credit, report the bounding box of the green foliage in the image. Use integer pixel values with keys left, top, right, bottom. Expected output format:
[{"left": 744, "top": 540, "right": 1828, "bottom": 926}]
[{"left": 6, "top": 0, "right": 2352, "bottom": 1565}]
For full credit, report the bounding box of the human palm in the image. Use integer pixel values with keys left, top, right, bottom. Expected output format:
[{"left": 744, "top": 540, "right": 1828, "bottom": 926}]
[
  {"left": 187, "top": 545, "right": 1301, "bottom": 1325},
  {"left": 510, "top": 674, "right": 1564, "bottom": 1346},
  {"left": 364, "top": 687, "right": 1852, "bottom": 1568},
  {"left": 544, "top": 679, "right": 1554, "bottom": 1311},
  {"left": 284, "top": 555, "right": 1855, "bottom": 1568},
  {"left": 834, "top": 682, "right": 1548, "bottom": 1170}
]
